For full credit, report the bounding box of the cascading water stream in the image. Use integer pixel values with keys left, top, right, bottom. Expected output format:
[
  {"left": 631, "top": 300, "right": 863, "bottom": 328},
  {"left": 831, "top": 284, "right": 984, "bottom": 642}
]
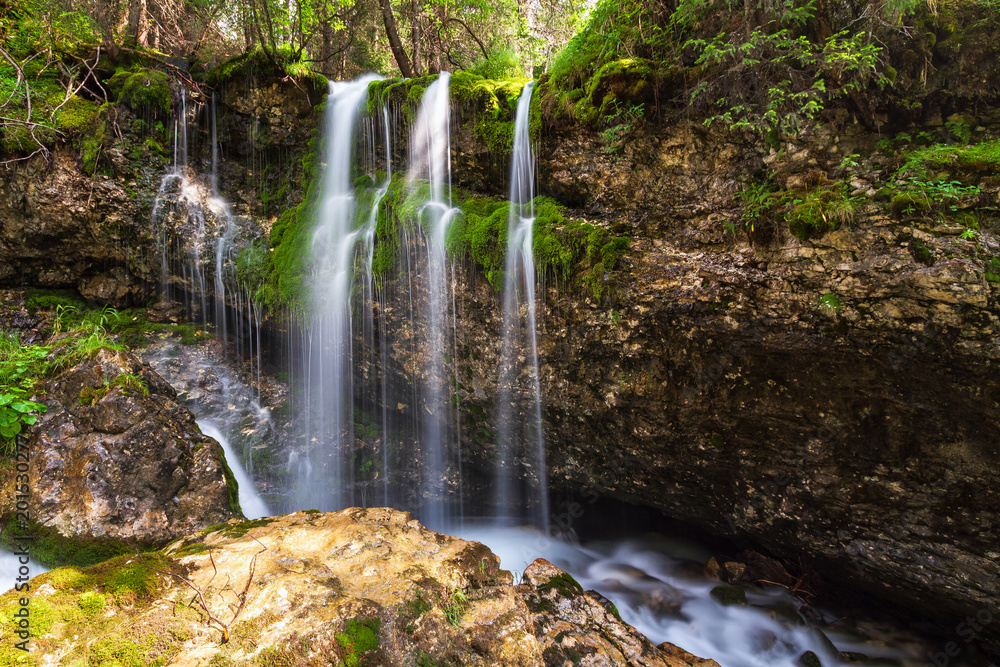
[
  {"left": 408, "top": 72, "right": 460, "bottom": 530},
  {"left": 198, "top": 419, "right": 270, "bottom": 519},
  {"left": 293, "top": 75, "right": 381, "bottom": 512},
  {"left": 496, "top": 81, "right": 548, "bottom": 529}
]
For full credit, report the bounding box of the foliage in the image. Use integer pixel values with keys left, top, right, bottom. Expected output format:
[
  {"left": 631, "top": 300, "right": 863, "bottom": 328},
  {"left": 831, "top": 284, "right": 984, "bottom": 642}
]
[
  {"left": 0, "top": 332, "right": 48, "bottom": 452},
  {"left": 786, "top": 185, "right": 860, "bottom": 241},
  {"left": 687, "top": 19, "right": 889, "bottom": 136},
  {"left": 444, "top": 589, "right": 468, "bottom": 626}
]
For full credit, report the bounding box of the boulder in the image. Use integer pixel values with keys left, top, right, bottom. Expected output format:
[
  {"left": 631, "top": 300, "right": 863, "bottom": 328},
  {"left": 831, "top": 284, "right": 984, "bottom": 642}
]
[{"left": 0, "top": 344, "right": 237, "bottom": 548}]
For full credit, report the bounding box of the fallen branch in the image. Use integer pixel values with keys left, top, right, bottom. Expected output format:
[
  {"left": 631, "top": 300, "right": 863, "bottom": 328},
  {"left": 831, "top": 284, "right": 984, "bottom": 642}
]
[{"left": 135, "top": 536, "right": 268, "bottom": 644}]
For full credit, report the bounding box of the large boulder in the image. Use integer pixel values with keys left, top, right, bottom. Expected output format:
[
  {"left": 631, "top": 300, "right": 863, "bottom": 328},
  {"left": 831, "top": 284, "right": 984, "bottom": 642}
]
[{"left": 0, "top": 344, "right": 237, "bottom": 547}]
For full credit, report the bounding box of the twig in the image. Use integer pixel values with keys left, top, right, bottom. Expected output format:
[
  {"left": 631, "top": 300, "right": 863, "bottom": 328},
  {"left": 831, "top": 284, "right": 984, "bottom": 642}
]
[
  {"left": 446, "top": 18, "right": 489, "bottom": 60},
  {"left": 135, "top": 537, "right": 268, "bottom": 644},
  {"left": 50, "top": 47, "right": 105, "bottom": 122}
]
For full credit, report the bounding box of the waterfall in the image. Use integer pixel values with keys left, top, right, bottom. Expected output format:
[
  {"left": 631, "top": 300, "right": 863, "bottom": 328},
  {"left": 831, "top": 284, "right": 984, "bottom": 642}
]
[
  {"left": 295, "top": 75, "right": 381, "bottom": 511},
  {"left": 496, "top": 81, "right": 548, "bottom": 529},
  {"left": 408, "top": 72, "right": 460, "bottom": 530},
  {"left": 198, "top": 419, "right": 270, "bottom": 519}
]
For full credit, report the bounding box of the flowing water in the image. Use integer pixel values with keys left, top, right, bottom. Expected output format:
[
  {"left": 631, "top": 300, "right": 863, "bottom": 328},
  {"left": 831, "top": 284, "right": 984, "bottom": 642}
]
[
  {"left": 198, "top": 419, "right": 269, "bottom": 519},
  {"left": 408, "top": 72, "right": 461, "bottom": 531},
  {"left": 295, "top": 75, "right": 382, "bottom": 511},
  {"left": 497, "top": 80, "right": 548, "bottom": 529},
  {"left": 455, "top": 524, "right": 926, "bottom": 667}
]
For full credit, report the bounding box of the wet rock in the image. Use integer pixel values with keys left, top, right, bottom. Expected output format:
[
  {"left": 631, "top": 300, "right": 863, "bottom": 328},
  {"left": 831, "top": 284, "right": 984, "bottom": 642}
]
[
  {"left": 0, "top": 345, "right": 236, "bottom": 545},
  {"left": 796, "top": 651, "right": 823, "bottom": 667},
  {"left": 709, "top": 585, "right": 746, "bottom": 606},
  {"left": 2, "top": 509, "right": 721, "bottom": 666}
]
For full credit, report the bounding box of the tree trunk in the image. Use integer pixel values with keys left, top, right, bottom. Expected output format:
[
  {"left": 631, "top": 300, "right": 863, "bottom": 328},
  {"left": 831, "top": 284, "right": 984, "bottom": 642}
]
[
  {"left": 410, "top": 0, "right": 421, "bottom": 76},
  {"left": 378, "top": 0, "right": 415, "bottom": 78},
  {"left": 127, "top": 0, "right": 149, "bottom": 46}
]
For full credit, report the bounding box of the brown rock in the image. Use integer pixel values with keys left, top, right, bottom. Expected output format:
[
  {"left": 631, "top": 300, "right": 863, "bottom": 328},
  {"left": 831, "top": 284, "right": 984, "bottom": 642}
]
[{"left": 0, "top": 345, "right": 236, "bottom": 544}]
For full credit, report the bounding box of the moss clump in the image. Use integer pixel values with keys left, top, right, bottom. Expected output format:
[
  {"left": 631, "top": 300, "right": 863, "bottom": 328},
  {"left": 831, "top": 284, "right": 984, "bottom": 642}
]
[
  {"left": 451, "top": 71, "right": 530, "bottom": 156},
  {"left": 172, "top": 323, "right": 208, "bottom": 345},
  {"left": 107, "top": 66, "right": 172, "bottom": 116},
  {"left": 448, "top": 197, "right": 509, "bottom": 290},
  {"left": 77, "top": 591, "right": 106, "bottom": 616},
  {"left": 710, "top": 584, "right": 747, "bottom": 606},
  {"left": 54, "top": 95, "right": 100, "bottom": 135},
  {"left": 0, "top": 518, "right": 138, "bottom": 568},
  {"left": 537, "top": 572, "right": 583, "bottom": 597},
  {"left": 890, "top": 192, "right": 932, "bottom": 218},
  {"left": 88, "top": 634, "right": 164, "bottom": 667},
  {"left": 786, "top": 186, "right": 859, "bottom": 241},
  {"left": 78, "top": 384, "right": 108, "bottom": 406},
  {"left": 200, "top": 517, "right": 274, "bottom": 539},
  {"left": 898, "top": 138, "right": 1000, "bottom": 183},
  {"left": 336, "top": 616, "right": 381, "bottom": 666},
  {"left": 909, "top": 238, "right": 935, "bottom": 265}
]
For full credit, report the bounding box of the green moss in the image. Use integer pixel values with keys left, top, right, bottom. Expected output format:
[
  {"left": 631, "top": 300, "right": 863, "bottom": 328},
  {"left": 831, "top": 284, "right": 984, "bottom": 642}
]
[
  {"left": 78, "top": 384, "right": 108, "bottom": 406},
  {"left": 899, "top": 139, "right": 1000, "bottom": 183},
  {"left": 88, "top": 633, "right": 165, "bottom": 667},
  {"left": 537, "top": 572, "right": 583, "bottom": 597},
  {"left": 890, "top": 192, "right": 932, "bottom": 217},
  {"left": 201, "top": 517, "right": 274, "bottom": 539},
  {"left": 77, "top": 591, "right": 106, "bottom": 616},
  {"left": 910, "top": 238, "right": 934, "bottom": 265},
  {"left": 336, "top": 616, "right": 381, "bottom": 666},
  {"left": 54, "top": 95, "right": 100, "bottom": 135},
  {"left": 108, "top": 372, "right": 149, "bottom": 397},
  {"left": 0, "top": 518, "right": 137, "bottom": 568},
  {"left": 787, "top": 186, "right": 859, "bottom": 241},
  {"left": 710, "top": 584, "right": 747, "bottom": 606},
  {"left": 107, "top": 67, "right": 171, "bottom": 116},
  {"left": 450, "top": 71, "right": 530, "bottom": 156}
]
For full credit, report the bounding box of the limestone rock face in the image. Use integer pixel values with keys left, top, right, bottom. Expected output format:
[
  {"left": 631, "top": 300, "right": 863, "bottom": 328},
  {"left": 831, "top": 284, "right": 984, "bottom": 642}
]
[
  {"left": 0, "top": 345, "right": 236, "bottom": 543},
  {"left": 16, "top": 508, "right": 717, "bottom": 666},
  {"left": 0, "top": 150, "right": 156, "bottom": 304}
]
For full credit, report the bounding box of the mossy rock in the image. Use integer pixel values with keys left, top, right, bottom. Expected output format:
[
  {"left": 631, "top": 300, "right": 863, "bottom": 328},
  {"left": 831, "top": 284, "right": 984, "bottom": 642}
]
[
  {"left": 107, "top": 67, "right": 172, "bottom": 116},
  {"left": 0, "top": 518, "right": 140, "bottom": 568},
  {"left": 710, "top": 584, "right": 747, "bottom": 606},
  {"left": 889, "top": 192, "right": 932, "bottom": 218},
  {"left": 787, "top": 187, "right": 858, "bottom": 241}
]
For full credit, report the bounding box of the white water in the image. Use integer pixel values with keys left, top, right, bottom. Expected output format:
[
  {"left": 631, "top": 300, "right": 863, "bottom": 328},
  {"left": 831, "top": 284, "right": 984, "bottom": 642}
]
[
  {"left": 408, "top": 72, "right": 460, "bottom": 530},
  {"left": 198, "top": 418, "right": 270, "bottom": 519},
  {"left": 496, "top": 80, "right": 548, "bottom": 529},
  {"left": 0, "top": 550, "right": 47, "bottom": 594},
  {"left": 456, "top": 524, "right": 924, "bottom": 667},
  {"left": 298, "top": 75, "right": 381, "bottom": 511}
]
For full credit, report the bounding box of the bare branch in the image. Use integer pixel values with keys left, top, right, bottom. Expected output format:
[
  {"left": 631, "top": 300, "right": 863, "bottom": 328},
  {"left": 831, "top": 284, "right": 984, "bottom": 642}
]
[
  {"left": 446, "top": 18, "right": 489, "bottom": 60},
  {"left": 134, "top": 538, "right": 268, "bottom": 645}
]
